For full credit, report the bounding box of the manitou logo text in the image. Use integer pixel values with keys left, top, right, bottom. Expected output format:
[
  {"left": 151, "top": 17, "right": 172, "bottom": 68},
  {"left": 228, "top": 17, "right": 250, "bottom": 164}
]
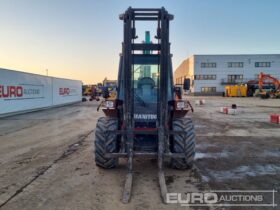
[
  {"left": 134, "top": 114, "right": 157, "bottom": 120},
  {"left": 0, "top": 85, "right": 23, "bottom": 98}
]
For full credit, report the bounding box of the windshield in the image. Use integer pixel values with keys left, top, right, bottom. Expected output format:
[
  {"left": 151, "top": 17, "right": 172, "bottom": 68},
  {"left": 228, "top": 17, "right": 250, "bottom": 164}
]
[{"left": 133, "top": 64, "right": 159, "bottom": 104}]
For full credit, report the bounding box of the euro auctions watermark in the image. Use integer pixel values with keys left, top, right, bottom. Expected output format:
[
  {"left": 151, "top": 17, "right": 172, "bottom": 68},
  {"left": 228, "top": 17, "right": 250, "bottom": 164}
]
[{"left": 166, "top": 190, "right": 278, "bottom": 208}]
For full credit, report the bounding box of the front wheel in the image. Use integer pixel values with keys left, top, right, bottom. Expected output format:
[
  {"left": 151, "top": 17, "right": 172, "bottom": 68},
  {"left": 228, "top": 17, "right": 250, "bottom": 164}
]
[
  {"left": 94, "top": 117, "right": 118, "bottom": 169},
  {"left": 170, "top": 117, "right": 196, "bottom": 170}
]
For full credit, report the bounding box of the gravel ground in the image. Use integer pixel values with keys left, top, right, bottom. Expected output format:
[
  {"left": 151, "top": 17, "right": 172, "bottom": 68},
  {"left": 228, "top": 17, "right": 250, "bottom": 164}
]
[{"left": 0, "top": 97, "right": 279, "bottom": 210}]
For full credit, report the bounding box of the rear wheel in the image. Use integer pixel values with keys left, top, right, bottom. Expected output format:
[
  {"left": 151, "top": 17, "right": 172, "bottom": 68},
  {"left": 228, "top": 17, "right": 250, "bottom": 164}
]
[
  {"left": 95, "top": 117, "right": 118, "bottom": 168},
  {"left": 170, "top": 118, "right": 195, "bottom": 169},
  {"left": 260, "top": 92, "right": 270, "bottom": 99}
]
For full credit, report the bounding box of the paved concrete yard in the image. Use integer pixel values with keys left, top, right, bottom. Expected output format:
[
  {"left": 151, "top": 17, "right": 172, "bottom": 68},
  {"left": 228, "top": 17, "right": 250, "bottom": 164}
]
[{"left": 0, "top": 97, "right": 279, "bottom": 210}]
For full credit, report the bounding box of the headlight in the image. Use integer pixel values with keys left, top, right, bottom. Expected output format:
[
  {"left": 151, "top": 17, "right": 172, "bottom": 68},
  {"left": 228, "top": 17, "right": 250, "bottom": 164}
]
[
  {"left": 105, "top": 100, "right": 114, "bottom": 108},
  {"left": 176, "top": 101, "right": 185, "bottom": 109}
]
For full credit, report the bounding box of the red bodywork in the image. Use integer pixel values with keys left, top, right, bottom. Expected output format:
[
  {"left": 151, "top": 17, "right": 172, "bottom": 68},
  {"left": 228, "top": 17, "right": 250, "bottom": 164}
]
[{"left": 102, "top": 99, "right": 193, "bottom": 118}]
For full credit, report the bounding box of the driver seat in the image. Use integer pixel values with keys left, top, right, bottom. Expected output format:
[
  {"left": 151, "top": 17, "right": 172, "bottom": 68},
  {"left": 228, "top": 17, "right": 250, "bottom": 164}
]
[{"left": 137, "top": 77, "right": 155, "bottom": 98}]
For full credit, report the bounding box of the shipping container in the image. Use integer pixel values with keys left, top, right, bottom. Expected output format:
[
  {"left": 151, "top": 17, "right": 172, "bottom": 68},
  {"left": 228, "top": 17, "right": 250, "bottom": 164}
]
[{"left": 0, "top": 68, "right": 82, "bottom": 117}]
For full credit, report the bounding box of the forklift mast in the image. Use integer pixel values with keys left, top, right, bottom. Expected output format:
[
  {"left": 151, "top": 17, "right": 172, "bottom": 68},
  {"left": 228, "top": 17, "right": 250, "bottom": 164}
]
[
  {"left": 119, "top": 7, "right": 174, "bottom": 203},
  {"left": 119, "top": 6, "right": 173, "bottom": 148}
]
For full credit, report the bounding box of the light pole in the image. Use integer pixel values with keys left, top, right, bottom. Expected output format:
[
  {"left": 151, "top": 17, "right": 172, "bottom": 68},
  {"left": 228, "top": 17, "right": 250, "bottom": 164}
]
[{"left": 46, "top": 69, "right": 48, "bottom": 76}]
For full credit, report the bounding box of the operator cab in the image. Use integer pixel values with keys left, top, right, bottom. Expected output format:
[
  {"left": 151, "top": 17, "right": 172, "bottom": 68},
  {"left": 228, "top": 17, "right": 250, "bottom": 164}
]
[{"left": 118, "top": 31, "right": 174, "bottom": 128}]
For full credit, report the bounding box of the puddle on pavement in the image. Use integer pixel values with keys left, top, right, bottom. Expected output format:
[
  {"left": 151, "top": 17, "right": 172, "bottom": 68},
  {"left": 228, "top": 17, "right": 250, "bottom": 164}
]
[
  {"left": 207, "top": 164, "right": 280, "bottom": 181},
  {"left": 194, "top": 124, "right": 207, "bottom": 128},
  {"left": 260, "top": 150, "right": 280, "bottom": 158},
  {"left": 195, "top": 151, "right": 232, "bottom": 160}
]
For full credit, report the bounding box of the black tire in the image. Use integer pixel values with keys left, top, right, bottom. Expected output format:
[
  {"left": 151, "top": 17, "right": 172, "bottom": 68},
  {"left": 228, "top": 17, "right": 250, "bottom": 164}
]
[
  {"left": 260, "top": 92, "right": 269, "bottom": 99},
  {"left": 94, "top": 117, "right": 118, "bottom": 168},
  {"left": 170, "top": 117, "right": 195, "bottom": 170}
]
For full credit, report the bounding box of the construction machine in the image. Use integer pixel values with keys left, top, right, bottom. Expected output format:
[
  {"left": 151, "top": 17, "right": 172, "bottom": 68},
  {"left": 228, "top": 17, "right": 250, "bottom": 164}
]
[
  {"left": 82, "top": 85, "right": 93, "bottom": 96},
  {"left": 94, "top": 8, "right": 195, "bottom": 203},
  {"left": 258, "top": 72, "right": 280, "bottom": 99}
]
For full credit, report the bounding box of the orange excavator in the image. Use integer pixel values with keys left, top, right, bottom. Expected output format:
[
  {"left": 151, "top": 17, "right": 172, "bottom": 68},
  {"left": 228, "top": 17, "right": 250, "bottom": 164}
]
[{"left": 258, "top": 72, "right": 280, "bottom": 99}]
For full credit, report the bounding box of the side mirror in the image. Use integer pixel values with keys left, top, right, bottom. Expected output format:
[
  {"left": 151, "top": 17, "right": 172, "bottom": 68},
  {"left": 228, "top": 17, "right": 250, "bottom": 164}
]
[
  {"left": 183, "top": 78, "right": 190, "bottom": 90},
  {"left": 174, "top": 86, "right": 182, "bottom": 99}
]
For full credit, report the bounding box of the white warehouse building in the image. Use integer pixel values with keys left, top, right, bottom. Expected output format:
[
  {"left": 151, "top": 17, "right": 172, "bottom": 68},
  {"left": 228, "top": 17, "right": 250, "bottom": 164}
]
[{"left": 174, "top": 54, "right": 280, "bottom": 95}]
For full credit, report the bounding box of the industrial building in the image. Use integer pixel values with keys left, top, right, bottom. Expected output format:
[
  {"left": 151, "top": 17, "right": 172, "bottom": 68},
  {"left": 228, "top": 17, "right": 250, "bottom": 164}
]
[{"left": 174, "top": 54, "right": 280, "bottom": 95}]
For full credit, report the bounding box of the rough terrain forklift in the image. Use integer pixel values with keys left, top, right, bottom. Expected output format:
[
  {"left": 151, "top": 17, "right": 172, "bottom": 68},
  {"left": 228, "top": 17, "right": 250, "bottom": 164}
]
[{"left": 94, "top": 7, "right": 195, "bottom": 203}]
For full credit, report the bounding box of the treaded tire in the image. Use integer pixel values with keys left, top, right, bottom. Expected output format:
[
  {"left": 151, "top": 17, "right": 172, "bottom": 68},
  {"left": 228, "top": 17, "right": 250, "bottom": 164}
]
[
  {"left": 95, "top": 117, "right": 118, "bottom": 169},
  {"left": 170, "top": 117, "right": 195, "bottom": 170}
]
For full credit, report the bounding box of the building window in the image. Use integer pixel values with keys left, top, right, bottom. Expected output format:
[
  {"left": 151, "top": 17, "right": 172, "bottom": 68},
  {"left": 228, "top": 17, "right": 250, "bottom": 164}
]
[
  {"left": 194, "top": 75, "right": 216, "bottom": 80},
  {"left": 176, "top": 77, "right": 185, "bottom": 84},
  {"left": 201, "top": 62, "right": 217, "bottom": 68},
  {"left": 228, "top": 75, "right": 243, "bottom": 83},
  {"left": 201, "top": 87, "right": 216, "bottom": 93},
  {"left": 228, "top": 62, "right": 243, "bottom": 68},
  {"left": 255, "top": 62, "right": 271, "bottom": 67}
]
